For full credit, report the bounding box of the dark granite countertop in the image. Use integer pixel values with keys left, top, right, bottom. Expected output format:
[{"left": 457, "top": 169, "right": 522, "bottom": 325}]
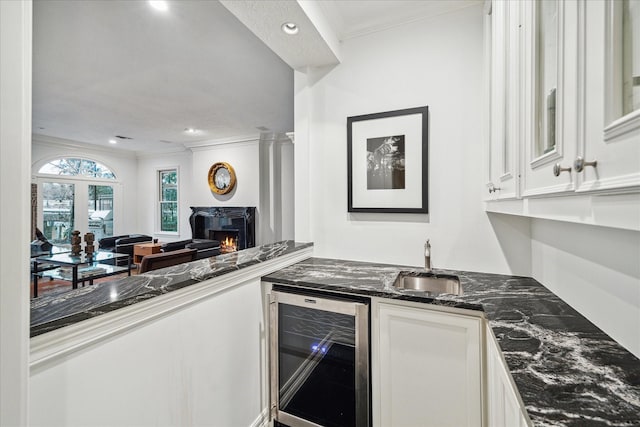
[
  {"left": 30, "top": 241, "right": 313, "bottom": 337},
  {"left": 263, "top": 257, "right": 640, "bottom": 427}
]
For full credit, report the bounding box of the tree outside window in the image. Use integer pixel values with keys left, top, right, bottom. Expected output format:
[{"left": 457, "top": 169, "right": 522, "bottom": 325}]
[
  {"left": 159, "top": 169, "right": 178, "bottom": 232},
  {"left": 39, "top": 158, "right": 115, "bottom": 179}
]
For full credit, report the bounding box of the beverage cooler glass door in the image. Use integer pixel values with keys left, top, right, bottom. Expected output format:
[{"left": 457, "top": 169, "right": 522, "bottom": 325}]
[{"left": 270, "top": 289, "right": 370, "bottom": 427}]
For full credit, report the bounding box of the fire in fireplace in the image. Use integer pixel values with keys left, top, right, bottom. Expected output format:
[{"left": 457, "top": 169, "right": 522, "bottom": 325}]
[
  {"left": 211, "top": 229, "right": 240, "bottom": 253},
  {"left": 221, "top": 236, "right": 237, "bottom": 253}
]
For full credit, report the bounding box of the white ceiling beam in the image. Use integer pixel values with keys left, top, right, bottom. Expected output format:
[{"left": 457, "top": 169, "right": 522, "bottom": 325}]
[{"left": 219, "top": 0, "right": 341, "bottom": 70}]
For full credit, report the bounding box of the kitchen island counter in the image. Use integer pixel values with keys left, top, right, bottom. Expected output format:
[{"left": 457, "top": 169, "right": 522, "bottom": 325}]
[
  {"left": 263, "top": 257, "right": 640, "bottom": 426},
  {"left": 31, "top": 241, "right": 313, "bottom": 337}
]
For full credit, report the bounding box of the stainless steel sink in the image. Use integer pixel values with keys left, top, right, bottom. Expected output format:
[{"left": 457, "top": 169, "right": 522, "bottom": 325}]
[{"left": 392, "top": 271, "right": 462, "bottom": 295}]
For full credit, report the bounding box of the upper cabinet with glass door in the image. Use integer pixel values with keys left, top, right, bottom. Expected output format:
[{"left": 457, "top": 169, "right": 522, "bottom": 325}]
[
  {"left": 579, "top": 0, "right": 640, "bottom": 194},
  {"left": 521, "top": 0, "right": 580, "bottom": 197},
  {"left": 485, "top": 0, "right": 520, "bottom": 200}
]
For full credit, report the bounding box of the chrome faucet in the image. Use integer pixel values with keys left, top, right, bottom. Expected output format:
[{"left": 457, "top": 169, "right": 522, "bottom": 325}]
[{"left": 424, "top": 239, "right": 432, "bottom": 272}]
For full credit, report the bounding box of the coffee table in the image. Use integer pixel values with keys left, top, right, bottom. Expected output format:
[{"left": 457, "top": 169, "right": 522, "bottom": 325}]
[{"left": 32, "top": 251, "right": 131, "bottom": 298}]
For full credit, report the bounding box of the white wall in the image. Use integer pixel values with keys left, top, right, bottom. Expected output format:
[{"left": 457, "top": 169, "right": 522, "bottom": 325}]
[
  {"left": 32, "top": 136, "right": 139, "bottom": 235},
  {"left": 136, "top": 150, "right": 193, "bottom": 241},
  {"left": 531, "top": 219, "right": 640, "bottom": 358},
  {"left": 294, "top": 5, "right": 531, "bottom": 274},
  {"left": 30, "top": 277, "right": 267, "bottom": 427},
  {"left": 190, "top": 140, "right": 260, "bottom": 208}
]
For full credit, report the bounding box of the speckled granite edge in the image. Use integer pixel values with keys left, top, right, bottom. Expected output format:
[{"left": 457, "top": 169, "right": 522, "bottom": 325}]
[
  {"left": 30, "top": 241, "right": 313, "bottom": 337},
  {"left": 263, "top": 257, "right": 640, "bottom": 427}
]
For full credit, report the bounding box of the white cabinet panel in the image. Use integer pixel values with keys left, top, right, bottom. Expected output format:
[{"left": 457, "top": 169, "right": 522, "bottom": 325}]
[
  {"left": 486, "top": 329, "right": 531, "bottom": 427},
  {"left": 373, "top": 302, "right": 482, "bottom": 427},
  {"left": 579, "top": 0, "right": 640, "bottom": 194},
  {"left": 486, "top": 0, "right": 519, "bottom": 200},
  {"left": 522, "top": 0, "right": 580, "bottom": 197}
]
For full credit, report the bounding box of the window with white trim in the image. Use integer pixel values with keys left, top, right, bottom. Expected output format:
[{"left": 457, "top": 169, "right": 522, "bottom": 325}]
[{"left": 158, "top": 169, "right": 178, "bottom": 233}]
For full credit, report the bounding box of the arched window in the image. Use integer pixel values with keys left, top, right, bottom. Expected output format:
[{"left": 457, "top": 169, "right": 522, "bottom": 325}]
[
  {"left": 38, "top": 158, "right": 116, "bottom": 179},
  {"left": 35, "top": 157, "right": 118, "bottom": 244}
]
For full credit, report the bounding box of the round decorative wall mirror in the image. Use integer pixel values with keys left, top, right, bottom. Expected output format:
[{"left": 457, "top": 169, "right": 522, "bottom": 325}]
[{"left": 208, "top": 162, "right": 236, "bottom": 195}]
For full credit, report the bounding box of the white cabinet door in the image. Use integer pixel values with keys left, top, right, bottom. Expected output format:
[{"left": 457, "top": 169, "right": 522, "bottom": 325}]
[
  {"left": 373, "top": 302, "right": 482, "bottom": 427},
  {"left": 578, "top": 0, "right": 640, "bottom": 194},
  {"left": 486, "top": 330, "right": 531, "bottom": 427},
  {"left": 521, "top": 0, "right": 580, "bottom": 197},
  {"left": 486, "top": 0, "right": 519, "bottom": 200}
]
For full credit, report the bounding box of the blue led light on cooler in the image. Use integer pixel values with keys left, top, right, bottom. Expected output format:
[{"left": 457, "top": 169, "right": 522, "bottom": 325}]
[{"left": 311, "top": 344, "right": 327, "bottom": 354}]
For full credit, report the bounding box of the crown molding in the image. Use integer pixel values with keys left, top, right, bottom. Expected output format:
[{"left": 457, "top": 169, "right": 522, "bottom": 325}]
[
  {"left": 185, "top": 133, "right": 261, "bottom": 151},
  {"left": 32, "top": 133, "right": 138, "bottom": 159},
  {"left": 337, "top": 2, "right": 482, "bottom": 42}
]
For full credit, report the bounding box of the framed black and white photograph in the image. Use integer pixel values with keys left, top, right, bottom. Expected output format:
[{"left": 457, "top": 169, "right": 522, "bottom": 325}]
[{"left": 347, "top": 106, "right": 428, "bottom": 213}]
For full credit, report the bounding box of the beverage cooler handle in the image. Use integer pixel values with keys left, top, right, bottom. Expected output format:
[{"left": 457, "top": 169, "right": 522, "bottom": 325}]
[{"left": 269, "top": 295, "right": 279, "bottom": 421}]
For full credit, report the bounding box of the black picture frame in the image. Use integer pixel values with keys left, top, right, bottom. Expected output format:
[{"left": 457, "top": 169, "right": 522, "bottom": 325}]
[{"left": 347, "top": 106, "right": 428, "bottom": 213}]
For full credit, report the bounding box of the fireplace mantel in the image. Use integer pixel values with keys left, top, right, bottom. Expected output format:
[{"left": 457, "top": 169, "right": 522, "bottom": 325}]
[{"left": 189, "top": 206, "right": 256, "bottom": 250}]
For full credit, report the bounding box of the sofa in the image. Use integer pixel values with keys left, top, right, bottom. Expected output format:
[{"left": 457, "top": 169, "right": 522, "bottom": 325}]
[
  {"left": 161, "top": 239, "right": 220, "bottom": 260},
  {"left": 138, "top": 248, "right": 197, "bottom": 274},
  {"left": 98, "top": 234, "right": 153, "bottom": 265}
]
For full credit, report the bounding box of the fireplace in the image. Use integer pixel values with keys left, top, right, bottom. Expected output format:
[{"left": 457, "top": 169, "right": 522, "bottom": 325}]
[
  {"left": 211, "top": 229, "right": 239, "bottom": 253},
  {"left": 189, "top": 207, "right": 255, "bottom": 252}
]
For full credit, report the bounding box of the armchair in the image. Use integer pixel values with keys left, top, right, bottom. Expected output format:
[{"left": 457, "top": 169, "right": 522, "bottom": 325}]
[{"left": 161, "top": 239, "right": 220, "bottom": 260}]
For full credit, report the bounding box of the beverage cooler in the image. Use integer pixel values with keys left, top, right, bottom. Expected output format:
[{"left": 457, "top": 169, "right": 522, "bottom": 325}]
[{"left": 269, "top": 285, "right": 370, "bottom": 427}]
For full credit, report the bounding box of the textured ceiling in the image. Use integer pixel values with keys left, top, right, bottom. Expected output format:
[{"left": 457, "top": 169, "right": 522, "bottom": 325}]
[{"left": 32, "top": 0, "right": 294, "bottom": 154}]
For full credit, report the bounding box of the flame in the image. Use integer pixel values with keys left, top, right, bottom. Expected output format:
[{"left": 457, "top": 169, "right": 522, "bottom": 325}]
[{"left": 221, "top": 236, "right": 237, "bottom": 253}]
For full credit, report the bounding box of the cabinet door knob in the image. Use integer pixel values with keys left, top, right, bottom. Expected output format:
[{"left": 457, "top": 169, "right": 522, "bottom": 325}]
[
  {"left": 486, "top": 182, "right": 501, "bottom": 193},
  {"left": 553, "top": 163, "right": 571, "bottom": 177},
  {"left": 573, "top": 157, "right": 597, "bottom": 173}
]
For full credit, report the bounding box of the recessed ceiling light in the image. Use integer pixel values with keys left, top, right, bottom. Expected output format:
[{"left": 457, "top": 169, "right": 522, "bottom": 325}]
[
  {"left": 281, "top": 22, "right": 299, "bottom": 35},
  {"left": 148, "top": 0, "right": 169, "bottom": 12},
  {"left": 184, "top": 127, "right": 199, "bottom": 135},
  {"left": 109, "top": 139, "right": 117, "bottom": 144}
]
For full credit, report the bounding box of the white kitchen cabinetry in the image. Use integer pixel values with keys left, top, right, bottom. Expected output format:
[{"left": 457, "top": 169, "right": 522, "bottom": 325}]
[
  {"left": 521, "top": 0, "right": 580, "bottom": 197},
  {"left": 486, "top": 0, "right": 520, "bottom": 201},
  {"left": 372, "top": 301, "right": 483, "bottom": 427},
  {"left": 485, "top": 0, "right": 640, "bottom": 230},
  {"left": 486, "top": 329, "right": 531, "bottom": 427}
]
